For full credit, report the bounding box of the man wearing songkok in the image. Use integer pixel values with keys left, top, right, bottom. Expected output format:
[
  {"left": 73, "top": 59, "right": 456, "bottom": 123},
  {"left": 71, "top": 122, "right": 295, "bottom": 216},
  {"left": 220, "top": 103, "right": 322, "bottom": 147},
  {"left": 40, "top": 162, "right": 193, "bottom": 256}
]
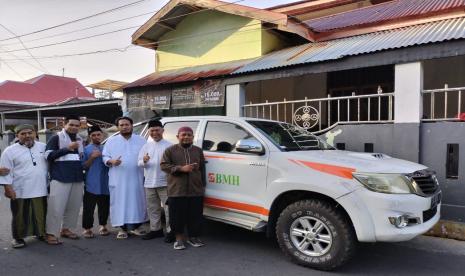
[
  {"left": 160, "top": 126, "right": 206, "bottom": 250},
  {"left": 103, "top": 116, "right": 147, "bottom": 239},
  {"left": 138, "top": 119, "right": 173, "bottom": 241},
  {"left": 0, "top": 124, "right": 48, "bottom": 248},
  {"left": 45, "top": 115, "right": 84, "bottom": 244},
  {"left": 82, "top": 125, "right": 110, "bottom": 238}
]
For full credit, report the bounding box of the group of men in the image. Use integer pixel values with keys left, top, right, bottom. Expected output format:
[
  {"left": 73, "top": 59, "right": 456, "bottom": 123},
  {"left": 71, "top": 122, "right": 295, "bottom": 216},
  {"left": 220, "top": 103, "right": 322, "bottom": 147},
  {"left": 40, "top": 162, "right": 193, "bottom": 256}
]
[{"left": 0, "top": 115, "right": 206, "bottom": 250}]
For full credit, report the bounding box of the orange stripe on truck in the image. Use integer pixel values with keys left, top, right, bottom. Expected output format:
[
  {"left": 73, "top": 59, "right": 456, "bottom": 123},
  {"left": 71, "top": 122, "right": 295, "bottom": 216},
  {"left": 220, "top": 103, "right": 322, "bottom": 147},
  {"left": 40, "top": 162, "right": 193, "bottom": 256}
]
[
  {"left": 289, "top": 159, "right": 356, "bottom": 179},
  {"left": 204, "top": 197, "right": 269, "bottom": 216},
  {"left": 204, "top": 155, "right": 245, "bottom": 160}
]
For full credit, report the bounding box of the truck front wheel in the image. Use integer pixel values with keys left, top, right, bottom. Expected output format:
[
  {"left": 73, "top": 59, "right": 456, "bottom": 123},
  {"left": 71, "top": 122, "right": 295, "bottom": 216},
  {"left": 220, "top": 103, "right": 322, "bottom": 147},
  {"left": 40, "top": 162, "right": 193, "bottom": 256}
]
[{"left": 275, "top": 199, "right": 356, "bottom": 270}]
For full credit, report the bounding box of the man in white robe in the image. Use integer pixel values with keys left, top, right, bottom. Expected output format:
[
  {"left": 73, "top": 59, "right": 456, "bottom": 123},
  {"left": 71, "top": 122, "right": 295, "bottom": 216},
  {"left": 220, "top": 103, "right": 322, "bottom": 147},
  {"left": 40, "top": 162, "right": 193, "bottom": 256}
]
[{"left": 102, "top": 116, "right": 147, "bottom": 239}]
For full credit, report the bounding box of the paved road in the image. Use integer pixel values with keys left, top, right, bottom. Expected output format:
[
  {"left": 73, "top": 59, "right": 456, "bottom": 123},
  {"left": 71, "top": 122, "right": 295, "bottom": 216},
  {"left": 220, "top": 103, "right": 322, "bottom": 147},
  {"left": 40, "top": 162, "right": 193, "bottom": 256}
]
[{"left": 1, "top": 195, "right": 465, "bottom": 276}]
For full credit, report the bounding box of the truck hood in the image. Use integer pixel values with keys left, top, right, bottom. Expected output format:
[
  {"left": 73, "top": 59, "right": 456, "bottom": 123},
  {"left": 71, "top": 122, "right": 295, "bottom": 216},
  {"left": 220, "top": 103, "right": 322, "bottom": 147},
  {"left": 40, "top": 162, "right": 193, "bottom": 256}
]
[{"left": 287, "top": 150, "right": 427, "bottom": 174}]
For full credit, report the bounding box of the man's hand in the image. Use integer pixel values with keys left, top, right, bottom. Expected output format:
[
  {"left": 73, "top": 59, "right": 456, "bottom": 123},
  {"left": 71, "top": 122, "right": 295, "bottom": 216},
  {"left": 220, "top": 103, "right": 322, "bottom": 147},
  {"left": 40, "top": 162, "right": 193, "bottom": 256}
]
[
  {"left": 179, "top": 164, "right": 195, "bottom": 173},
  {"left": 0, "top": 167, "right": 10, "bottom": 176},
  {"left": 4, "top": 185, "right": 16, "bottom": 200},
  {"left": 108, "top": 156, "right": 122, "bottom": 167},
  {"left": 90, "top": 149, "right": 102, "bottom": 159},
  {"left": 68, "top": 142, "right": 80, "bottom": 151},
  {"left": 143, "top": 153, "right": 150, "bottom": 164}
]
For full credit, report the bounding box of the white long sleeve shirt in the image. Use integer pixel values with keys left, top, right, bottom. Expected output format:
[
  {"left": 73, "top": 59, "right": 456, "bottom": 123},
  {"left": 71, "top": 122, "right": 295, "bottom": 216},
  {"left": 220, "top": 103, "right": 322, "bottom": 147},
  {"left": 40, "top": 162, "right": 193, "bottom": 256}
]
[
  {"left": 0, "top": 142, "right": 48, "bottom": 198},
  {"left": 138, "top": 139, "right": 172, "bottom": 188}
]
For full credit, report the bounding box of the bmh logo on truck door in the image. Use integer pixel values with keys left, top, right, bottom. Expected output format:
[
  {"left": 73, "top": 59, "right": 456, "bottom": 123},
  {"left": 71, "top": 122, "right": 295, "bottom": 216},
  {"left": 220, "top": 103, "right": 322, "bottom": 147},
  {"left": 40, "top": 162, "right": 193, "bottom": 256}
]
[{"left": 208, "top": 173, "right": 240, "bottom": 186}]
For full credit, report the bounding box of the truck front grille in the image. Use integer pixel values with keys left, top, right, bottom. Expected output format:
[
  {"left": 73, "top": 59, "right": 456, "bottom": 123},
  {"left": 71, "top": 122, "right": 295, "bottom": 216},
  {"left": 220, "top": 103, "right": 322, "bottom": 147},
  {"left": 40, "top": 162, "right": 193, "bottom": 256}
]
[{"left": 409, "top": 170, "right": 439, "bottom": 196}]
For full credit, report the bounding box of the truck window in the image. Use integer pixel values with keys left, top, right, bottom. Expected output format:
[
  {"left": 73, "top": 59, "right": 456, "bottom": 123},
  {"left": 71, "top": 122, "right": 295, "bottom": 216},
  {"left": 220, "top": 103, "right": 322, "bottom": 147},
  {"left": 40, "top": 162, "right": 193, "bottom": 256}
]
[
  {"left": 163, "top": 121, "right": 199, "bottom": 144},
  {"left": 203, "top": 121, "right": 256, "bottom": 153},
  {"left": 248, "top": 120, "right": 335, "bottom": 151}
]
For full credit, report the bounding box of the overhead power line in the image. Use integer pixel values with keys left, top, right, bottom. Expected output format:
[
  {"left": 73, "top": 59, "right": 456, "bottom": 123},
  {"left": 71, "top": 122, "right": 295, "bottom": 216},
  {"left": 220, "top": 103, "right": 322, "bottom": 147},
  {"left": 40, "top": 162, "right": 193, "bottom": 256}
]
[
  {"left": 1, "top": 26, "right": 140, "bottom": 53},
  {"left": 0, "top": 44, "right": 48, "bottom": 73},
  {"left": 0, "top": 23, "right": 49, "bottom": 73},
  {"left": 0, "top": 10, "right": 157, "bottom": 47},
  {"left": 0, "top": 58, "right": 25, "bottom": 80},
  {"left": 0, "top": 0, "right": 148, "bottom": 42},
  {"left": 0, "top": 0, "right": 247, "bottom": 54}
]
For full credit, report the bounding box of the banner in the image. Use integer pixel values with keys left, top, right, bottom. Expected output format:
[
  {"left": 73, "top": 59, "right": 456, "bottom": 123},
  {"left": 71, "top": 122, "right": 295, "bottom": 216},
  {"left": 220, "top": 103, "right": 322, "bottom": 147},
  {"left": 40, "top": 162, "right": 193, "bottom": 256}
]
[
  {"left": 127, "top": 90, "right": 171, "bottom": 110},
  {"left": 171, "top": 80, "right": 224, "bottom": 109},
  {"left": 127, "top": 80, "right": 224, "bottom": 110}
]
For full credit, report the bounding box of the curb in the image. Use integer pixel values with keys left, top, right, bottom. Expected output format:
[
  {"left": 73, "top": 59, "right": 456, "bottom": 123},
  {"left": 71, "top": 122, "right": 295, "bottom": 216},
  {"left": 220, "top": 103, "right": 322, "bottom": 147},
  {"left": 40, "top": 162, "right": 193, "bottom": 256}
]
[{"left": 424, "top": 220, "right": 465, "bottom": 241}]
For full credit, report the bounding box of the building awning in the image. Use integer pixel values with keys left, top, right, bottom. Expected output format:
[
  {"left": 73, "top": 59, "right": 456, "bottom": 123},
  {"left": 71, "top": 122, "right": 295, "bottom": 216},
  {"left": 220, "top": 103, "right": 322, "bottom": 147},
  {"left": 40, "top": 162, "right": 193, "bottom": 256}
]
[
  {"left": 124, "top": 59, "right": 253, "bottom": 89},
  {"left": 87, "top": 80, "right": 128, "bottom": 92}
]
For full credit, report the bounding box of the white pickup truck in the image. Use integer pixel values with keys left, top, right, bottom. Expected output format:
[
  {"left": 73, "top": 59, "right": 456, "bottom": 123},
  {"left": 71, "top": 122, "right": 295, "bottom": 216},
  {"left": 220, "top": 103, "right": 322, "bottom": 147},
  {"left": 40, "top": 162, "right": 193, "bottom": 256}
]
[{"left": 131, "top": 116, "right": 441, "bottom": 270}]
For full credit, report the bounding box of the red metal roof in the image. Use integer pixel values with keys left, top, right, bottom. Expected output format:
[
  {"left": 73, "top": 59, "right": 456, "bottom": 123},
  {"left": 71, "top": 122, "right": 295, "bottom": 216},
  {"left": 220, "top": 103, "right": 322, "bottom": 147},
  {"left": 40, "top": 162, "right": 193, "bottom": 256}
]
[
  {"left": 124, "top": 59, "right": 252, "bottom": 89},
  {"left": 0, "top": 74, "right": 95, "bottom": 105},
  {"left": 305, "top": 0, "right": 465, "bottom": 32}
]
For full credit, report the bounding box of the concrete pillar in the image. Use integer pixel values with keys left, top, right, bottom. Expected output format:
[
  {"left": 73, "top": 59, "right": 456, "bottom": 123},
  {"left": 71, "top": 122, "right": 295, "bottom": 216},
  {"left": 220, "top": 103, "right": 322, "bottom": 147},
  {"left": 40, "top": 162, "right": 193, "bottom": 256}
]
[
  {"left": 226, "top": 84, "right": 245, "bottom": 117},
  {"left": 395, "top": 62, "right": 423, "bottom": 123},
  {"left": 121, "top": 93, "right": 129, "bottom": 116},
  {"left": 393, "top": 62, "right": 423, "bottom": 162},
  {"left": 37, "top": 110, "right": 42, "bottom": 130},
  {"left": 0, "top": 113, "right": 5, "bottom": 133}
]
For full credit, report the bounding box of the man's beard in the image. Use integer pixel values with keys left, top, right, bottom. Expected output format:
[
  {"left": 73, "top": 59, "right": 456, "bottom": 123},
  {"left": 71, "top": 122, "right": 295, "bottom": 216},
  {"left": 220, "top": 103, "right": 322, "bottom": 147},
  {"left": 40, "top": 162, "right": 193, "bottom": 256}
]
[
  {"left": 23, "top": 139, "right": 34, "bottom": 148},
  {"left": 181, "top": 141, "right": 192, "bottom": 148}
]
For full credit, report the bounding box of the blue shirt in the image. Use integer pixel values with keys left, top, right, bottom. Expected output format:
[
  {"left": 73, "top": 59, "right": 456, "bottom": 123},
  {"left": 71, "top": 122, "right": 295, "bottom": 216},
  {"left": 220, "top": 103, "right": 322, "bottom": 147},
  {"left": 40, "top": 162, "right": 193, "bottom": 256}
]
[{"left": 82, "top": 144, "right": 109, "bottom": 195}]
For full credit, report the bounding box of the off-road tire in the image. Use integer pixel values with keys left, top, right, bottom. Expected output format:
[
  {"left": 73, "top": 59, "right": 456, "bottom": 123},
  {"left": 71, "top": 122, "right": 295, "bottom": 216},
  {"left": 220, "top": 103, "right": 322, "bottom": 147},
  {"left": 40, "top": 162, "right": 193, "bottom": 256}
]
[{"left": 276, "top": 199, "right": 356, "bottom": 271}]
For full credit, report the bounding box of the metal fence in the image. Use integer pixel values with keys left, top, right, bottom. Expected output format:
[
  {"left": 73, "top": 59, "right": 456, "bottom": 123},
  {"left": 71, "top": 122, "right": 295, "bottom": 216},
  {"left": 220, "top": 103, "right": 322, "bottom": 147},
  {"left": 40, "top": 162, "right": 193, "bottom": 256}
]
[
  {"left": 422, "top": 85, "right": 465, "bottom": 121},
  {"left": 242, "top": 93, "right": 394, "bottom": 133}
]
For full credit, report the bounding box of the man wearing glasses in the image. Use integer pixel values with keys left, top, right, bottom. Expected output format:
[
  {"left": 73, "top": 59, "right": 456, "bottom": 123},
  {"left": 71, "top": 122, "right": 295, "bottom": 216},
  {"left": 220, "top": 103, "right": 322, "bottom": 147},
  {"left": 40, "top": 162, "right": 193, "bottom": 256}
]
[
  {"left": 44, "top": 115, "right": 85, "bottom": 245},
  {"left": 0, "top": 124, "right": 48, "bottom": 248}
]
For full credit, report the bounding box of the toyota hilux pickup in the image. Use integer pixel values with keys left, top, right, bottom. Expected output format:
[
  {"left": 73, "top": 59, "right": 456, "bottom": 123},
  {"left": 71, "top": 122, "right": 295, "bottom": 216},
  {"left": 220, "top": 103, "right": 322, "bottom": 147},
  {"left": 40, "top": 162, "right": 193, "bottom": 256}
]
[{"left": 131, "top": 116, "right": 441, "bottom": 270}]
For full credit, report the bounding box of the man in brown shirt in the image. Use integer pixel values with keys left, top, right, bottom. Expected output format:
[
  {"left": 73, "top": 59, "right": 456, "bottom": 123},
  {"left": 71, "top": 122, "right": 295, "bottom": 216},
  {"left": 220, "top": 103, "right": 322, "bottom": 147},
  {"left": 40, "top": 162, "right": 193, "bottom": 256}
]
[{"left": 160, "top": 126, "right": 206, "bottom": 250}]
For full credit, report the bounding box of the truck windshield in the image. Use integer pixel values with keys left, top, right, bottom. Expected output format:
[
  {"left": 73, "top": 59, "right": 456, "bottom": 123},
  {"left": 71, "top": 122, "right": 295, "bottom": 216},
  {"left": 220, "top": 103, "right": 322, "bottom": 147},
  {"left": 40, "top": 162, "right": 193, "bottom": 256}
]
[{"left": 248, "top": 120, "right": 335, "bottom": 151}]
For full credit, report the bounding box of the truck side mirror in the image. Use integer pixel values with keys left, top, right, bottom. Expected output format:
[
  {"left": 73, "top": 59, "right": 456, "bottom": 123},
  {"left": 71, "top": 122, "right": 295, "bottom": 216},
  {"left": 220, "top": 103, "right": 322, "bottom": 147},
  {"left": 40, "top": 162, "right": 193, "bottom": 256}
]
[{"left": 236, "top": 138, "right": 264, "bottom": 155}]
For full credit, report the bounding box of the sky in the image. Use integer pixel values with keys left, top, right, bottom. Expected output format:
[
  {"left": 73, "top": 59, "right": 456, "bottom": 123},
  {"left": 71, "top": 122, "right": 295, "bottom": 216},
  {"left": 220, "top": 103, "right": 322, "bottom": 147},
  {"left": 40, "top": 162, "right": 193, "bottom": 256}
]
[{"left": 0, "top": 0, "right": 294, "bottom": 86}]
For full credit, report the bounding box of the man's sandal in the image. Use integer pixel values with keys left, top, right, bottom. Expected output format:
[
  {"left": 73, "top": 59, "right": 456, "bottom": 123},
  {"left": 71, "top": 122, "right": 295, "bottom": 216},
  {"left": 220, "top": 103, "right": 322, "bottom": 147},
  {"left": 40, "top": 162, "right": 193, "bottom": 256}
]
[
  {"left": 98, "top": 226, "right": 109, "bottom": 236},
  {"left": 82, "top": 229, "right": 94, "bottom": 239},
  {"left": 45, "top": 234, "right": 63, "bottom": 245},
  {"left": 60, "top": 229, "right": 79, "bottom": 240},
  {"left": 116, "top": 230, "right": 128, "bottom": 240}
]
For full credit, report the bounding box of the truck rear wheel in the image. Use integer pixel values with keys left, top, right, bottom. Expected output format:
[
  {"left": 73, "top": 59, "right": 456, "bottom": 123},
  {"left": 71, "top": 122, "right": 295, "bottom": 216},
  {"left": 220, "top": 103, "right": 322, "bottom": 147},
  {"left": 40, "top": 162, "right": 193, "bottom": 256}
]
[{"left": 275, "top": 199, "right": 356, "bottom": 270}]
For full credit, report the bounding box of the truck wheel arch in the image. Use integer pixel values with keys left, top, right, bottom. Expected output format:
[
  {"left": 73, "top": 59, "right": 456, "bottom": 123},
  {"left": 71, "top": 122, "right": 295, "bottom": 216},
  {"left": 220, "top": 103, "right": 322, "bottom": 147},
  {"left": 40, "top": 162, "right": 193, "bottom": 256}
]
[{"left": 266, "top": 190, "right": 356, "bottom": 239}]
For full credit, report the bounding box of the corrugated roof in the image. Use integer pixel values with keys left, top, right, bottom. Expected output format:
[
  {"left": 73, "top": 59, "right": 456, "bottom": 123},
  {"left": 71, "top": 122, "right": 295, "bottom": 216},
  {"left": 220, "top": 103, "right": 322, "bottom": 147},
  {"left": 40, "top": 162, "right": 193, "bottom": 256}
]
[
  {"left": 87, "top": 80, "right": 129, "bottom": 91},
  {"left": 0, "top": 74, "right": 94, "bottom": 104},
  {"left": 124, "top": 59, "right": 254, "bottom": 89},
  {"left": 233, "top": 17, "right": 465, "bottom": 74},
  {"left": 306, "top": 0, "right": 465, "bottom": 32}
]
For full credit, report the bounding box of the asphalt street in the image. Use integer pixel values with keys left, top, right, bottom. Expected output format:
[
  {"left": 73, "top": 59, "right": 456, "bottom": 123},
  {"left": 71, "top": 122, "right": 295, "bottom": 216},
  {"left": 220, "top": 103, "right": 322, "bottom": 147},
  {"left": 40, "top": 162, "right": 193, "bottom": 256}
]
[{"left": 1, "top": 194, "right": 465, "bottom": 276}]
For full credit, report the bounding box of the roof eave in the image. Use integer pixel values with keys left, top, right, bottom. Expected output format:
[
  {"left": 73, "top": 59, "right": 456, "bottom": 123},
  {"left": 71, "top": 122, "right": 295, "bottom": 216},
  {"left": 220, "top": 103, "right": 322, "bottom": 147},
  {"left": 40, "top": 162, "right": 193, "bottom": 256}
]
[{"left": 131, "top": 0, "right": 314, "bottom": 48}]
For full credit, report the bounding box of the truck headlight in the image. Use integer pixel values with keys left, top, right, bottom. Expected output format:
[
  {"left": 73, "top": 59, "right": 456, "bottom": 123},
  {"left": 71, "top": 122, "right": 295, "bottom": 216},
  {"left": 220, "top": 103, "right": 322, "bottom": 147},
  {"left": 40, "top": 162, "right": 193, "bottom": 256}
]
[{"left": 353, "top": 173, "right": 413, "bottom": 194}]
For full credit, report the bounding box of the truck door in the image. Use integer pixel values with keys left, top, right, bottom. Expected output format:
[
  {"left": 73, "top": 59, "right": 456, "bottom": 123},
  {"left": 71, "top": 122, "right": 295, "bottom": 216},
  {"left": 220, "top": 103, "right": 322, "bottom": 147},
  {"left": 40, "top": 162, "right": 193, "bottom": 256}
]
[{"left": 202, "top": 120, "right": 269, "bottom": 219}]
